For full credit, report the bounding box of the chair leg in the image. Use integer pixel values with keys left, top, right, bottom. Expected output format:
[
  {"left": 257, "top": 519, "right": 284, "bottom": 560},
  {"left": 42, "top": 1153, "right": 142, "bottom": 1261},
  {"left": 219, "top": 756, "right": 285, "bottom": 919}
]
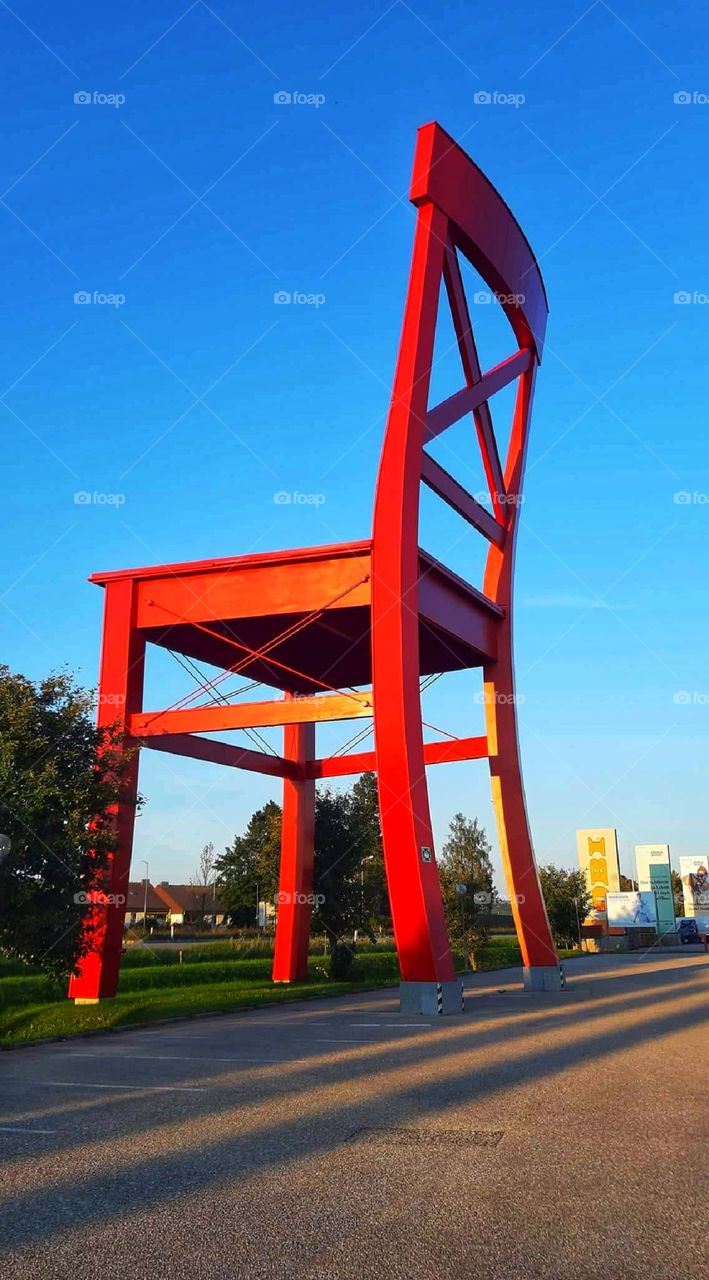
[
  {"left": 370, "top": 200, "right": 459, "bottom": 1007},
  {"left": 68, "top": 580, "right": 144, "bottom": 1002},
  {"left": 484, "top": 630, "right": 560, "bottom": 983},
  {"left": 272, "top": 719, "right": 316, "bottom": 982},
  {"left": 371, "top": 628, "right": 457, "bottom": 989}
]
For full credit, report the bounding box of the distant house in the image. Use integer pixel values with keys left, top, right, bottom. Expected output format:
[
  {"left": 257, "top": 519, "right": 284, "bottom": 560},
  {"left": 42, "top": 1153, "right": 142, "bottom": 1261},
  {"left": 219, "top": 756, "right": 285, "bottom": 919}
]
[
  {"left": 152, "top": 882, "right": 228, "bottom": 926},
  {"left": 124, "top": 880, "right": 169, "bottom": 926}
]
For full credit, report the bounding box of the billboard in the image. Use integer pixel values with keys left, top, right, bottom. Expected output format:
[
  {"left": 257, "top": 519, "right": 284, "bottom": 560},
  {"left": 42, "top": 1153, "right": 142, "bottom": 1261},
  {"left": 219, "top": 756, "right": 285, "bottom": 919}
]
[
  {"left": 635, "top": 844, "right": 675, "bottom": 936},
  {"left": 679, "top": 857, "right": 709, "bottom": 919},
  {"left": 606, "top": 892, "right": 657, "bottom": 929},
  {"left": 577, "top": 828, "right": 621, "bottom": 929}
]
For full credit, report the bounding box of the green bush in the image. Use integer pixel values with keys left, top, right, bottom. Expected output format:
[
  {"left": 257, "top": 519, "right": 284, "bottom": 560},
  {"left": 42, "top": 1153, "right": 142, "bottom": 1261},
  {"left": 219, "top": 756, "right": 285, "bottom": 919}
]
[
  {"left": 0, "top": 973, "right": 65, "bottom": 1008},
  {"left": 350, "top": 950, "right": 399, "bottom": 982},
  {"left": 121, "top": 939, "right": 277, "bottom": 967},
  {"left": 475, "top": 937, "right": 522, "bottom": 970},
  {"left": 121, "top": 949, "right": 171, "bottom": 968},
  {"left": 118, "top": 958, "right": 274, "bottom": 992}
]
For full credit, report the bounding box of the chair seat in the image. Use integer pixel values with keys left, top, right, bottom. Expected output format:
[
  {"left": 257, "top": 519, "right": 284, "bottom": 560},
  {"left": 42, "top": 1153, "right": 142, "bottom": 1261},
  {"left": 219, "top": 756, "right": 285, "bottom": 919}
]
[{"left": 91, "top": 538, "right": 502, "bottom": 693}]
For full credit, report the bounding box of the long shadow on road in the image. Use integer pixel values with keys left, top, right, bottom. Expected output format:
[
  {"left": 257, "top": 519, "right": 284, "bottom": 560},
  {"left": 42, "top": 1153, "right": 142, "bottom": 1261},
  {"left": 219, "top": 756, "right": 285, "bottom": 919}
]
[{"left": 0, "top": 959, "right": 706, "bottom": 1252}]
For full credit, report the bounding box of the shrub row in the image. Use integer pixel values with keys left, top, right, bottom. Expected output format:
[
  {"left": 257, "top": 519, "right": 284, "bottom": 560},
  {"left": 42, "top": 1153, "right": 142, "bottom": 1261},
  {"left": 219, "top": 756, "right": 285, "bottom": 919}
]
[
  {"left": 0, "top": 973, "right": 65, "bottom": 1009},
  {"left": 118, "top": 958, "right": 275, "bottom": 992}
]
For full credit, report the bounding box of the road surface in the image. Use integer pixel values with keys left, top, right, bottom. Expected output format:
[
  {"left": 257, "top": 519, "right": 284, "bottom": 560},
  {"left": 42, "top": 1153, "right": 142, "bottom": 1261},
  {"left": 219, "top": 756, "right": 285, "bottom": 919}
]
[{"left": 0, "top": 952, "right": 706, "bottom": 1279}]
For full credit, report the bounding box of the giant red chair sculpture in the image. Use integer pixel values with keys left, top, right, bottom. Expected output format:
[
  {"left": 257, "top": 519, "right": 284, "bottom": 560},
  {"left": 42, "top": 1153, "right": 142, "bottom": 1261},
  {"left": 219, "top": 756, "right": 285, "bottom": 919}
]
[{"left": 70, "top": 122, "right": 562, "bottom": 1013}]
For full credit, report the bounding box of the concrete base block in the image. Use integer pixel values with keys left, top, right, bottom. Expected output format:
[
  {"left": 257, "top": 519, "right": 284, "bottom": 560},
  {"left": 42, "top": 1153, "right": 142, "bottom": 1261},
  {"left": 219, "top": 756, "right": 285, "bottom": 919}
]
[
  {"left": 399, "top": 980, "right": 464, "bottom": 1015},
  {"left": 523, "top": 965, "right": 566, "bottom": 992}
]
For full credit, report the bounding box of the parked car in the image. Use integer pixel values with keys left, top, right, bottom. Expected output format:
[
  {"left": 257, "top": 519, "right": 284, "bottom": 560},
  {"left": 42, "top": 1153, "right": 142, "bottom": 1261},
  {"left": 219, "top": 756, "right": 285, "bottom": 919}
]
[{"left": 677, "top": 918, "right": 700, "bottom": 944}]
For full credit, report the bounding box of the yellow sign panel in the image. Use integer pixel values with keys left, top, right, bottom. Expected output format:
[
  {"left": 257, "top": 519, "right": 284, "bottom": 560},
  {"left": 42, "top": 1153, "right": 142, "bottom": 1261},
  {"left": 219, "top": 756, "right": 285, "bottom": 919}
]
[{"left": 577, "top": 829, "right": 621, "bottom": 928}]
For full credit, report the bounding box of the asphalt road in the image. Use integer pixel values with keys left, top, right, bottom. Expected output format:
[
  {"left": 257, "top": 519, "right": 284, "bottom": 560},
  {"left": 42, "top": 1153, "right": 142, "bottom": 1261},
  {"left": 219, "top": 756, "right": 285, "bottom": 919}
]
[{"left": 0, "top": 952, "right": 706, "bottom": 1279}]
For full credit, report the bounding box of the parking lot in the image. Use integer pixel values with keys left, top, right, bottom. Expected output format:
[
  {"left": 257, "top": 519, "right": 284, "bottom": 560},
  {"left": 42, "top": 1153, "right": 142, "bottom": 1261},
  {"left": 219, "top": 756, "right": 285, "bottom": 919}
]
[{"left": 0, "top": 951, "right": 706, "bottom": 1279}]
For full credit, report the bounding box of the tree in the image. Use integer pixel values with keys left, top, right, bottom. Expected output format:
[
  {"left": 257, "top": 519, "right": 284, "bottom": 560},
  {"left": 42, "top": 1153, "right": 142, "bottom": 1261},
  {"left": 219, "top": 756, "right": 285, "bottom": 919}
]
[
  {"left": 671, "top": 869, "right": 684, "bottom": 916},
  {"left": 190, "top": 841, "right": 216, "bottom": 920},
  {"left": 438, "top": 814, "right": 496, "bottom": 970},
  {"left": 215, "top": 801, "right": 282, "bottom": 925},
  {"left": 0, "top": 666, "right": 130, "bottom": 976},
  {"left": 620, "top": 873, "right": 638, "bottom": 891},
  {"left": 193, "top": 841, "right": 215, "bottom": 888},
  {"left": 538, "top": 865, "right": 591, "bottom": 949},
  {"left": 349, "top": 772, "right": 389, "bottom": 925},
  {"left": 218, "top": 782, "right": 381, "bottom": 971},
  {"left": 311, "top": 785, "right": 375, "bottom": 973}
]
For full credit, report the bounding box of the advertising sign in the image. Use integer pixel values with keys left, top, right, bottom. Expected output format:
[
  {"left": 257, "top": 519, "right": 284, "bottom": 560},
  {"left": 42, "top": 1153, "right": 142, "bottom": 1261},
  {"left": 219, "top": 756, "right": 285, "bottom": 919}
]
[
  {"left": 606, "top": 892, "right": 657, "bottom": 929},
  {"left": 679, "top": 857, "right": 709, "bottom": 920},
  {"left": 635, "top": 844, "right": 675, "bottom": 936},
  {"left": 577, "top": 828, "right": 621, "bottom": 929}
]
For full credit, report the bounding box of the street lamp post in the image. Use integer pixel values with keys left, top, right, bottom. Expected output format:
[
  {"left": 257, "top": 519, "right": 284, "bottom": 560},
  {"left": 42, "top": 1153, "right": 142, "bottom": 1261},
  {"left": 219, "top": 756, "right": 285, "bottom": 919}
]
[{"left": 356, "top": 855, "right": 376, "bottom": 944}]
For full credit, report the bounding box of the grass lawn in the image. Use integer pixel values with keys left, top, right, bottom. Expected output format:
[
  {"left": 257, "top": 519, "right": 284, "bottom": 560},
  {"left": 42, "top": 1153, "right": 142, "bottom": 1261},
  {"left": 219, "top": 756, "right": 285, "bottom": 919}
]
[
  {"left": 0, "top": 938, "right": 582, "bottom": 1048},
  {"left": 0, "top": 947, "right": 400, "bottom": 1047}
]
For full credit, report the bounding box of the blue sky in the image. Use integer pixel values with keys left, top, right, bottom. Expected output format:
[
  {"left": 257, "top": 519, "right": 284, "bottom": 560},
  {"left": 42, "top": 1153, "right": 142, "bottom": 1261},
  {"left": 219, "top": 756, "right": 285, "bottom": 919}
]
[{"left": 0, "top": 0, "right": 707, "bottom": 888}]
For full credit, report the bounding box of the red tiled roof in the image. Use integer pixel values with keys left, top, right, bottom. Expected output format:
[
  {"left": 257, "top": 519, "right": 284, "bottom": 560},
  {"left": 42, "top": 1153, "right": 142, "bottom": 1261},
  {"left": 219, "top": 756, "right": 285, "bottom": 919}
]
[
  {"left": 153, "top": 883, "right": 227, "bottom": 914},
  {"left": 125, "top": 882, "right": 167, "bottom": 912}
]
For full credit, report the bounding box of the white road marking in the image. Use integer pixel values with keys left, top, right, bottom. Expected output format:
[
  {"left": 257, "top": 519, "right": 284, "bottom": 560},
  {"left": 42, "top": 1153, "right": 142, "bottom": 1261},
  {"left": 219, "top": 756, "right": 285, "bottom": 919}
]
[
  {"left": 65, "top": 1052, "right": 297, "bottom": 1065},
  {"left": 40, "top": 1081, "right": 206, "bottom": 1092},
  {"left": 0, "top": 1126, "right": 57, "bottom": 1135},
  {"left": 348, "top": 1023, "right": 432, "bottom": 1029},
  {"left": 314, "top": 1038, "right": 377, "bottom": 1044}
]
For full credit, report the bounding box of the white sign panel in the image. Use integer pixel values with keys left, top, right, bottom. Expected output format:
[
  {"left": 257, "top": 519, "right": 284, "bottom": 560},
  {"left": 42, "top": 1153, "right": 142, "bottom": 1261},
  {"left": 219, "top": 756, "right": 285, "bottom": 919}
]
[
  {"left": 679, "top": 857, "right": 709, "bottom": 918},
  {"left": 635, "top": 844, "right": 675, "bottom": 936},
  {"left": 606, "top": 892, "right": 657, "bottom": 929}
]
